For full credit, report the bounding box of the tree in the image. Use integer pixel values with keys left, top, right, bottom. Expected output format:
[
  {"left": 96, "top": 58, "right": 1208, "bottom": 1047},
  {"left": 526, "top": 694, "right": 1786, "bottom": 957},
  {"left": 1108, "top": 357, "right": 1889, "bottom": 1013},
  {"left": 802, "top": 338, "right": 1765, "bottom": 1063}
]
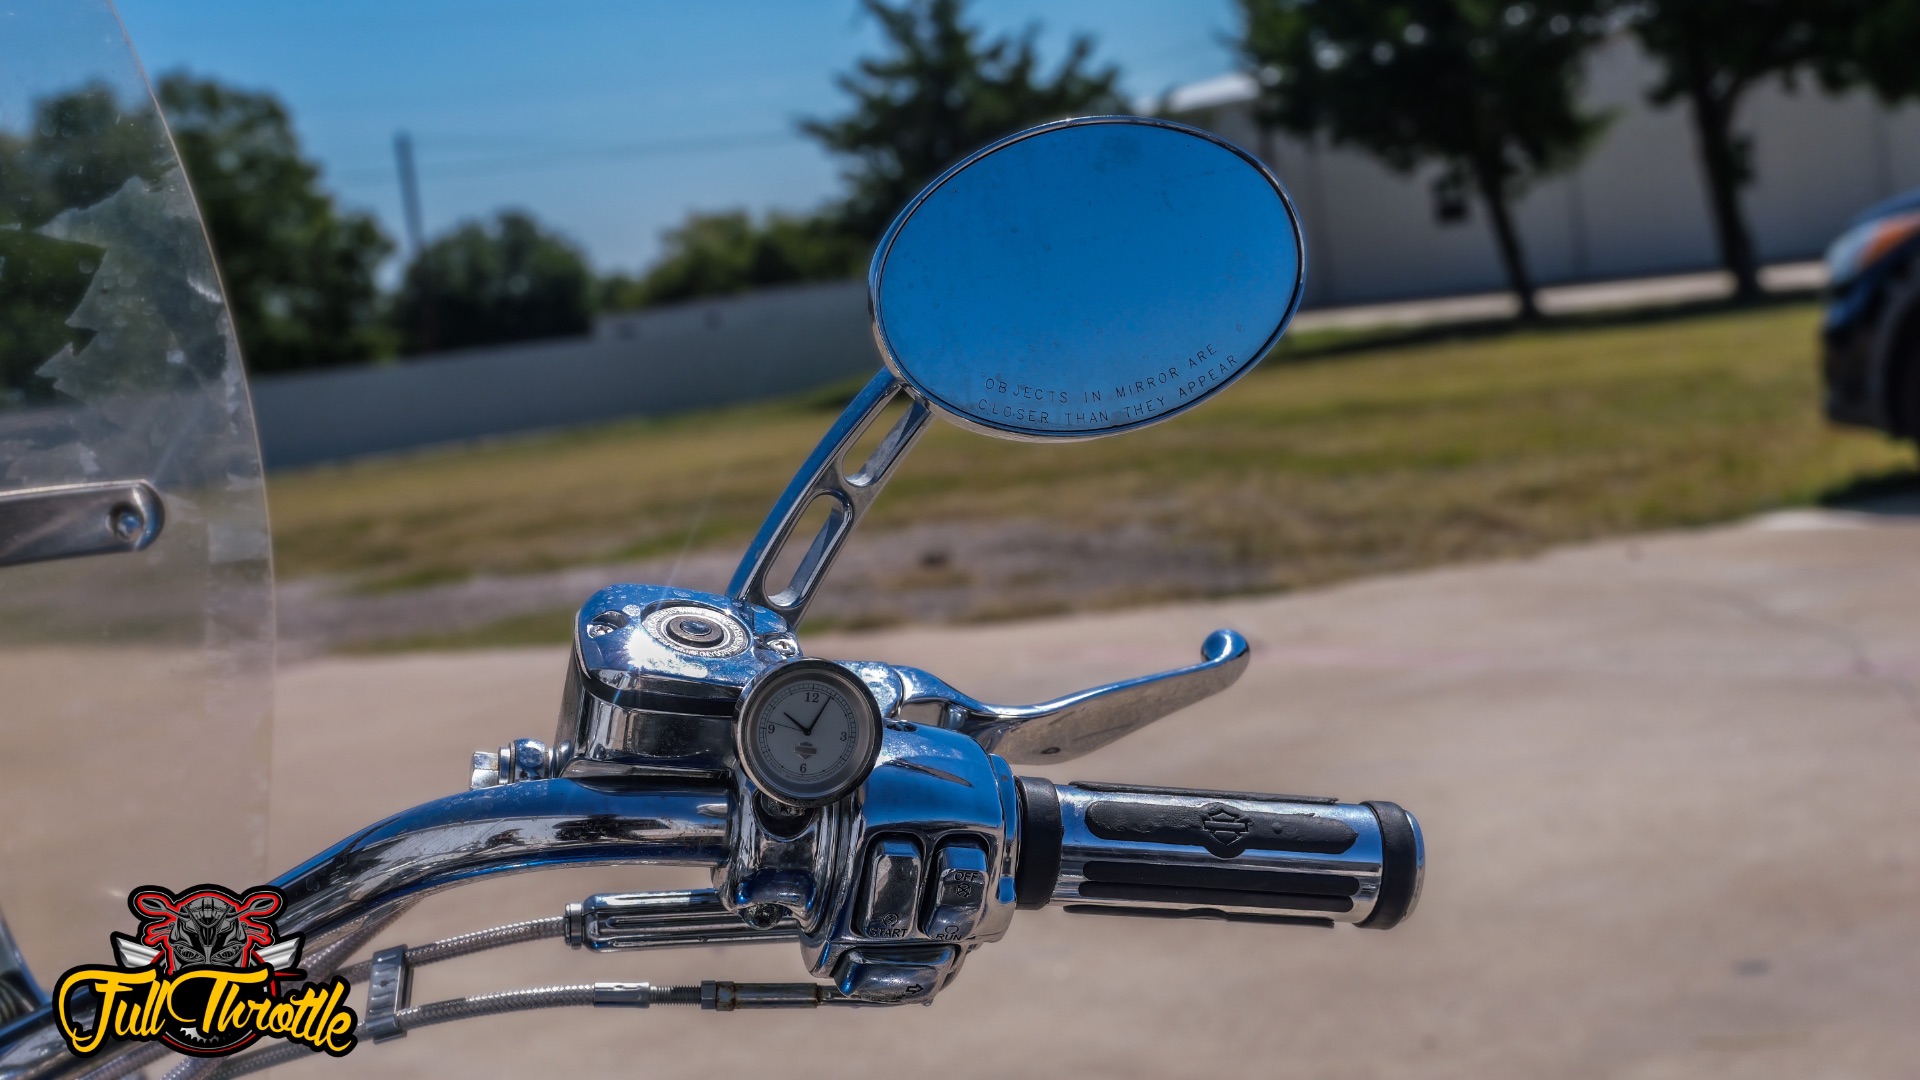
[
  {"left": 392, "top": 210, "right": 593, "bottom": 354},
  {"left": 803, "top": 0, "right": 1126, "bottom": 241},
  {"left": 0, "top": 82, "right": 173, "bottom": 402},
  {"left": 611, "top": 0, "right": 1126, "bottom": 309},
  {"left": 1825, "top": 1, "right": 1920, "bottom": 102},
  {"left": 600, "top": 209, "right": 865, "bottom": 311},
  {"left": 0, "top": 83, "right": 172, "bottom": 229},
  {"left": 156, "top": 73, "right": 393, "bottom": 372},
  {"left": 1240, "top": 0, "right": 1610, "bottom": 319},
  {"left": 1625, "top": 2, "right": 1874, "bottom": 301}
]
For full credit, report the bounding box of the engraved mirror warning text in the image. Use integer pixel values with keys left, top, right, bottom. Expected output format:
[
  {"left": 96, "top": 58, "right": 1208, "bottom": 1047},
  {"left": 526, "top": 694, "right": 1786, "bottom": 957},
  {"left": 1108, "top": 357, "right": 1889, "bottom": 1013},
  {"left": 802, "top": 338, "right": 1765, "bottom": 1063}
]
[{"left": 970, "top": 343, "right": 1242, "bottom": 431}]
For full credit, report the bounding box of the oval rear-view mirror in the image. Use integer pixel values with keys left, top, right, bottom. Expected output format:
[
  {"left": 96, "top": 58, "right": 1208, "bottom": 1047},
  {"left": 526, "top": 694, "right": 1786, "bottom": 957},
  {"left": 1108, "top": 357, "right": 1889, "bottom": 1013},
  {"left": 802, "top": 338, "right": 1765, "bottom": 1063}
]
[{"left": 870, "top": 115, "right": 1306, "bottom": 441}]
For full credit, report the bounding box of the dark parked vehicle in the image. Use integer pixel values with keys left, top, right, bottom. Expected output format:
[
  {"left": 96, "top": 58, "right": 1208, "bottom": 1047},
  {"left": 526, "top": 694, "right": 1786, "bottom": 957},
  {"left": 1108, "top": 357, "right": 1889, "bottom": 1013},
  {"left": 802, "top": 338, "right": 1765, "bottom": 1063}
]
[{"left": 1821, "top": 187, "right": 1920, "bottom": 442}]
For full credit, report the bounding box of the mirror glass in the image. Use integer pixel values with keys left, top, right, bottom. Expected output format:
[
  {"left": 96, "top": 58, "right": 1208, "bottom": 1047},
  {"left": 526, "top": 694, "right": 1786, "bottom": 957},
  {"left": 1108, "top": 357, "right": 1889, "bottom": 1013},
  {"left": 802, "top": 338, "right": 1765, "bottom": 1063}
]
[{"left": 870, "top": 116, "right": 1305, "bottom": 440}]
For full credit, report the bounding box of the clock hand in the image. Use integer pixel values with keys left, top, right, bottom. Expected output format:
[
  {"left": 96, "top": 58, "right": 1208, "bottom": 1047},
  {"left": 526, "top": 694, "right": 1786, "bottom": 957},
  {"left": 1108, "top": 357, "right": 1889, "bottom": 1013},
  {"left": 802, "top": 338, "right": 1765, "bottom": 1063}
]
[
  {"left": 776, "top": 711, "right": 808, "bottom": 734},
  {"left": 798, "top": 698, "right": 831, "bottom": 736}
]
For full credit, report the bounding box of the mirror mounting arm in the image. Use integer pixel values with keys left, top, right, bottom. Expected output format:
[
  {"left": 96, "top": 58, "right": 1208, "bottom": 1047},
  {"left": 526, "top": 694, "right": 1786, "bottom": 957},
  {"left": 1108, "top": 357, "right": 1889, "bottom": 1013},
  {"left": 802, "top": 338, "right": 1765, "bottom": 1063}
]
[{"left": 729, "top": 368, "right": 932, "bottom": 628}]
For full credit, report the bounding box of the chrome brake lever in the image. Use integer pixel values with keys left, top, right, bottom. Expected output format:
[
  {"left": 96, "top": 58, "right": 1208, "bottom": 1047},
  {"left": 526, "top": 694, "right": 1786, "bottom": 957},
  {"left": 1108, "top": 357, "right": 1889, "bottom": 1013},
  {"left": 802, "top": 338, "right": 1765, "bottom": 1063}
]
[{"left": 886, "top": 629, "right": 1250, "bottom": 763}]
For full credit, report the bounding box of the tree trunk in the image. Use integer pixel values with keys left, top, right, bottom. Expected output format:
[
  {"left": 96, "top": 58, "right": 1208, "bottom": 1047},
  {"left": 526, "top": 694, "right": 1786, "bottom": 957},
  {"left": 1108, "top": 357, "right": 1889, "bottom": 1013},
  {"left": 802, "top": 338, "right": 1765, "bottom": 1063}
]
[
  {"left": 1470, "top": 160, "right": 1540, "bottom": 320},
  {"left": 1683, "top": 68, "right": 1762, "bottom": 300}
]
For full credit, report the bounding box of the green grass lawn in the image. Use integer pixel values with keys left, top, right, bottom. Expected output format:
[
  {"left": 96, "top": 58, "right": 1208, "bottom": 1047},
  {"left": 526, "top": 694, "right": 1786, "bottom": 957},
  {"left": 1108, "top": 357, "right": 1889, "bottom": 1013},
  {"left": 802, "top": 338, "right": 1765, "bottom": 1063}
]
[{"left": 268, "top": 300, "right": 1914, "bottom": 606}]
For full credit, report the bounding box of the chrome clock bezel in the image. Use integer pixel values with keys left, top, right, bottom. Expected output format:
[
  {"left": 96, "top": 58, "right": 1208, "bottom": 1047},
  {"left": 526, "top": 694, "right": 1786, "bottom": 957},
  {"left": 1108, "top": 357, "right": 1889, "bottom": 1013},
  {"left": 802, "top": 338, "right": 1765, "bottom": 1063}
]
[{"left": 734, "top": 659, "right": 883, "bottom": 808}]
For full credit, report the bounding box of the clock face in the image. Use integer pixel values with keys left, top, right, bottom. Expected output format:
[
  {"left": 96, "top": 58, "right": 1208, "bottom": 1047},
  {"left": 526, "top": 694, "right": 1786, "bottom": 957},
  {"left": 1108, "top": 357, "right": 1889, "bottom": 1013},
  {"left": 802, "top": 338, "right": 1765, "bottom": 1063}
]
[{"left": 738, "top": 662, "right": 880, "bottom": 806}]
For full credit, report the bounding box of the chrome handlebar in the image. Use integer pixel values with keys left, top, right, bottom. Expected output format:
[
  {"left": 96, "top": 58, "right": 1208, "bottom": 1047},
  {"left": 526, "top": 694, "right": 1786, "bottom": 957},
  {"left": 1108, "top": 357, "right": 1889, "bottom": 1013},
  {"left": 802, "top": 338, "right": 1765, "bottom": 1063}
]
[
  {"left": 0, "top": 657, "right": 1422, "bottom": 1080},
  {"left": 302, "top": 754, "right": 1420, "bottom": 1015},
  {"left": 272, "top": 781, "right": 732, "bottom": 946},
  {"left": 291, "top": 729, "right": 1421, "bottom": 1012}
]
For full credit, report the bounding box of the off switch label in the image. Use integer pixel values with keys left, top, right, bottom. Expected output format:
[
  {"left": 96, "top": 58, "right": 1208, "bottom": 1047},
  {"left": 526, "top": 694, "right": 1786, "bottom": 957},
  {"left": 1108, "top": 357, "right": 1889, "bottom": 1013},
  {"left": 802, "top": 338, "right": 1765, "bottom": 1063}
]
[
  {"left": 923, "top": 843, "right": 990, "bottom": 942},
  {"left": 938, "top": 869, "right": 985, "bottom": 904}
]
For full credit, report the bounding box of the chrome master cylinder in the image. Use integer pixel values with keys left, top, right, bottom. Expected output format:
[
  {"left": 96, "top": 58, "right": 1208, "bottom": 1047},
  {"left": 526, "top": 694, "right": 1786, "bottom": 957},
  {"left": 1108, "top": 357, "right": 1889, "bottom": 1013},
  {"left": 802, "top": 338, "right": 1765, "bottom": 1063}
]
[{"left": 550, "top": 583, "right": 795, "bottom": 780}]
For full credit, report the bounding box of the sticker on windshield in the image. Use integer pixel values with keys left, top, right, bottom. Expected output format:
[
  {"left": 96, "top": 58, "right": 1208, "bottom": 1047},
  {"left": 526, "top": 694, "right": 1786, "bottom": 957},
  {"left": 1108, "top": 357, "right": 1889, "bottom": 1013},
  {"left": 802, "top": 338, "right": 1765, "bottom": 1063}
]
[{"left": 53, "top": 884, "right": 359, "bottom": 1060}]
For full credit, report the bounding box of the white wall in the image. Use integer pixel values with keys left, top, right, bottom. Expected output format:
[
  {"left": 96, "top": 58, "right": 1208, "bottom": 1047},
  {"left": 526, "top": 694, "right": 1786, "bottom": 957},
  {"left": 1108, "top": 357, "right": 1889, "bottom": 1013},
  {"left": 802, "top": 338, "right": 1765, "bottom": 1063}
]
[
  {"left": 252, "top": 281, "right": 875, "bottom": 468},
  {"left": 1173, "top": 36, "right": 1920, "bottom": 306}
]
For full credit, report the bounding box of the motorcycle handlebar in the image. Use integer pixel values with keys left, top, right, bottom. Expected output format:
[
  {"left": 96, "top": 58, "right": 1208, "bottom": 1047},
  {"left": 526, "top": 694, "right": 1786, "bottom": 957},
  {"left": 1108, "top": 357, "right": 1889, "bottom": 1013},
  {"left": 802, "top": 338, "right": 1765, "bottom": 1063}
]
[{"left": 1013, "top": 777, "right": 1422, "bottom": 929}]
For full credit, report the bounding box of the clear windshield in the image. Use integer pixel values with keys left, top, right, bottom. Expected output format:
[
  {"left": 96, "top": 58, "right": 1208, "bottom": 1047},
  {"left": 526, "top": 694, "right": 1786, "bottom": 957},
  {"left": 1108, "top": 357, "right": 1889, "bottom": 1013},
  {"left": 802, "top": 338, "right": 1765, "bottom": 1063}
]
[{"left": 0, "top": 1, "right": 274, "bottom": 992}]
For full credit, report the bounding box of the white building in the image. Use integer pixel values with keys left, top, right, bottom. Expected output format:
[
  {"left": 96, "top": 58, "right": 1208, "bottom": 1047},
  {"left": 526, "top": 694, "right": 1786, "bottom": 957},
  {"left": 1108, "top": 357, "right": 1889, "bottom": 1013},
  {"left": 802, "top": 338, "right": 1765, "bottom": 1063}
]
[{"left": 1163, "top": 36, "right": 1920, "bottom": 307}]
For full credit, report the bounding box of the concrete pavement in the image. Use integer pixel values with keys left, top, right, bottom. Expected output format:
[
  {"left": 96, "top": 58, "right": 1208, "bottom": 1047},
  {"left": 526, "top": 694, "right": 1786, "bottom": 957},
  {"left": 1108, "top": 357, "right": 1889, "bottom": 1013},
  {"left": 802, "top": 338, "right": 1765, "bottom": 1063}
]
[{"left": 263, "top": 508, "right": 1920, "bottom": 1078}]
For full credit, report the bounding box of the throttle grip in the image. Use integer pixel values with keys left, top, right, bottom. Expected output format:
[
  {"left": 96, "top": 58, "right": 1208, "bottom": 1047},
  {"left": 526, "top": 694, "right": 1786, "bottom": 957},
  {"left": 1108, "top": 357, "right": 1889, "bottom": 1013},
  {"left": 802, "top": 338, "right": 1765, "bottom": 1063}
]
[{"left": 1014, "top": 777, "right": 1422, "bottom": 929}]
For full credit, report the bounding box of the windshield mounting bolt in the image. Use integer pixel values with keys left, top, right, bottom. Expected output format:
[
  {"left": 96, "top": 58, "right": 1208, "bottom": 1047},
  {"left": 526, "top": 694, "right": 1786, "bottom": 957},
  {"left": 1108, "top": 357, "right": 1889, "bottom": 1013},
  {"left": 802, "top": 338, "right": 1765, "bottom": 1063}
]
[{"left": 108, "top": 504, "right": 146, "bottom": 542}]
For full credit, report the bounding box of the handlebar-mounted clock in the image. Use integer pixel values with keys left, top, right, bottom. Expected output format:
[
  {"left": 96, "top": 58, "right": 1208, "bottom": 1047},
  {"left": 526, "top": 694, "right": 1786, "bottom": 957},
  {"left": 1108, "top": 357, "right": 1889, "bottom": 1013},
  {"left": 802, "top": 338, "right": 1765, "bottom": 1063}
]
[{"left": 735, "top": 659, "right": 883, "bottom": 808}]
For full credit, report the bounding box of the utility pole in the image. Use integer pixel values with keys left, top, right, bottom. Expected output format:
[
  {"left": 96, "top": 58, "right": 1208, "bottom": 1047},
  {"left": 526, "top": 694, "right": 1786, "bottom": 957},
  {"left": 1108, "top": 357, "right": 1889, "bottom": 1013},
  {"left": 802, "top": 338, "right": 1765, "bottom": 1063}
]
[
  {"left": 393, "top": 131, "right": 426, "bottom": 256},
  {"left": 393, "top": 130, "right": 436, "bottom": 352}
]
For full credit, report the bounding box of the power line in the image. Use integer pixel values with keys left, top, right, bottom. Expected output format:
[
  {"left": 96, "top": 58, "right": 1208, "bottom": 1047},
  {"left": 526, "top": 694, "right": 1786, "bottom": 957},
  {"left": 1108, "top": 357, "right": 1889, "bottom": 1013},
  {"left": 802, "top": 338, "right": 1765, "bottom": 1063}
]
[{"left": 328, "top": 129, "right": 805, "bottom": 188}]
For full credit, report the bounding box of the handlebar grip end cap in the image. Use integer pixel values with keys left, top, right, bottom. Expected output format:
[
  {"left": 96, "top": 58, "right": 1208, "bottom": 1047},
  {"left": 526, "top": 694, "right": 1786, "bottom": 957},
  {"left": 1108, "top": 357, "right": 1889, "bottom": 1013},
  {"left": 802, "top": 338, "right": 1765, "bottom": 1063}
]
[
  {"left": 1013, "top": 775, "right": 1062, "bottom": 909},
  {"left": 1357, "top": 801, "right": 1424, "bottom": 930}
]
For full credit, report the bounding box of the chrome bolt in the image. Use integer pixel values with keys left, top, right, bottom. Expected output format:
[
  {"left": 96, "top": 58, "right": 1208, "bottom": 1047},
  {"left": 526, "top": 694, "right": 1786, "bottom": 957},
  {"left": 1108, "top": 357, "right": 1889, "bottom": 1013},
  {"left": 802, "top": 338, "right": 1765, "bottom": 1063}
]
[
  {"left": 585, "top": 610, "right": 629, "bottom": 638},
  {"left": 740, "top": 904, "right": 784, "bottom": 929},
  {"left": 469, "top": 750, "right": 503, "bottom": 790},
  {"left": 507, "top": 738, "right": 551, "bottom": 783},
  {"left": 108, "top": 504, "right": 145, "bottom": 542}
]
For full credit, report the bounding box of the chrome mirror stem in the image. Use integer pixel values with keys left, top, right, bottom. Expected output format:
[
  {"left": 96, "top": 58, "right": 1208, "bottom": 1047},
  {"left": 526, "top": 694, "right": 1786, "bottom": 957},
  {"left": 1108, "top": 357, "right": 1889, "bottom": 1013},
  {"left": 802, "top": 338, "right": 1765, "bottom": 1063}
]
[{"left": 729, "top": 368, "right": 932, "bottom": 628}]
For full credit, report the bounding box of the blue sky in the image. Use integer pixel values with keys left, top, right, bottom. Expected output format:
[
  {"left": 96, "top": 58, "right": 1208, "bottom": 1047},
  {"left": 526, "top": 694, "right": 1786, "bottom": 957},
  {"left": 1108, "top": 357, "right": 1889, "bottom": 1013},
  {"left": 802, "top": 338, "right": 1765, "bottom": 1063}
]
[{"left": 113, "top": 1, "right": 1241, "bottom": 275}]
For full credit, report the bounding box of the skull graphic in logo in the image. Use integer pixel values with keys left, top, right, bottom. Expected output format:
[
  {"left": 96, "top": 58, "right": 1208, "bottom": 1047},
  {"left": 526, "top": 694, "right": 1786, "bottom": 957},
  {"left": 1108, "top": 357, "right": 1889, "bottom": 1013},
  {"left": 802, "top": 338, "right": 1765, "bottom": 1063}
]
[
  {"left": 147, "top": 891, "right": 266, "bottom": 970},
  {"left": 107, "top": 885, "right": 304, "bottom": 1055}
]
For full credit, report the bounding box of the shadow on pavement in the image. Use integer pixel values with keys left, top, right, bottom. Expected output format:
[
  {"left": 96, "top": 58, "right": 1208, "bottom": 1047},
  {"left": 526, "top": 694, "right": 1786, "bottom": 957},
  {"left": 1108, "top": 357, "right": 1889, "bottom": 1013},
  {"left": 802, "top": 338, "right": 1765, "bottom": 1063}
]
[{"left": 1821, "top": 466, "right": 1920, "bottom": 516}]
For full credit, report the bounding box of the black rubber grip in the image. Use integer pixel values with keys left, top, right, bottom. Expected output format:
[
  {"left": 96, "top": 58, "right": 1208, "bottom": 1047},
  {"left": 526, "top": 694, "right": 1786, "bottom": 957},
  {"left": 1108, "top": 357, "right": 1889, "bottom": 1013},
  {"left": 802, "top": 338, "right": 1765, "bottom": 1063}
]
[
  {"left": 1014, "top": 775, "right": 1062, "bottom": 909},
  {"left": 1062, "top": 906, "right": 1335, "bottom": 928},
  {"left": 1076, "top": 881, "right": 1354, "bottom": 912},
  {"left": 1075, "top": 858, "right": 1358, "bottom": 912},
  {"left": 1082, "top": 860, "right": 1359, "bottom": 897},
  {"left": 1080, "top": 793, "right": 1358, "bottom": 858},
  {"left": 1358, "top": 801, "right": 1420, "bottom": 929}
]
